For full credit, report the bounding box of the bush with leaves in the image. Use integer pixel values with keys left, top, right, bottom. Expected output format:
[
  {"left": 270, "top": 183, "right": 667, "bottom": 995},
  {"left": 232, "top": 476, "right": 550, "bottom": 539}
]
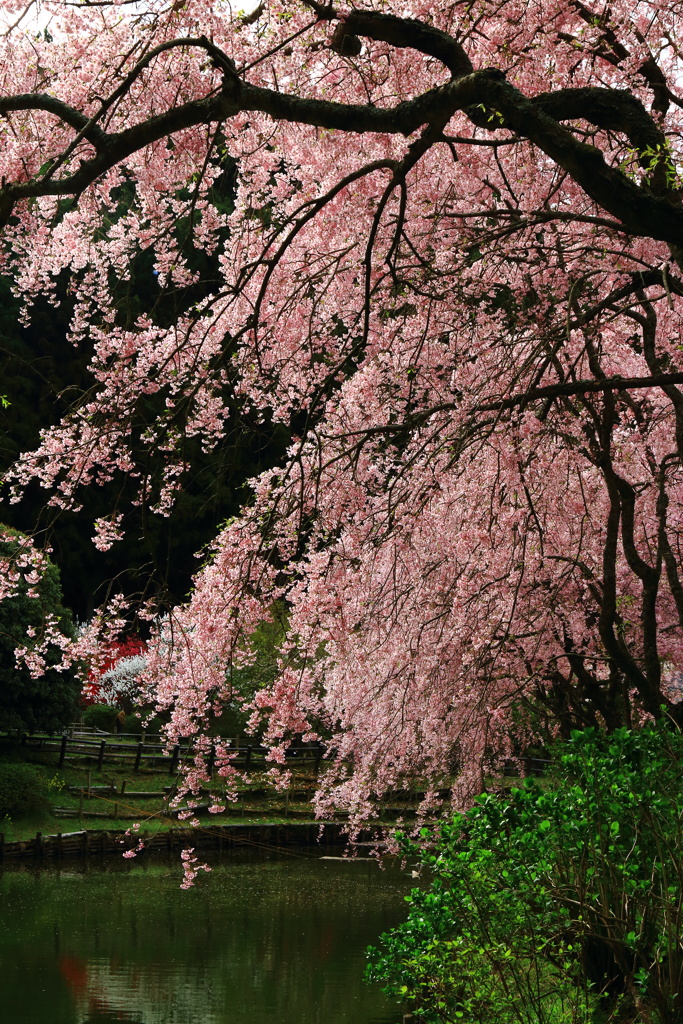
[
  {"left": 82, "top": 703, "right": 163, "bottom": 735},
  {"left": 229, "top": 606, "right": 290, "bottom": 732},
  {"left": 368, "top": 723, "right": 683, "bottom": 1024},
  {"left": 0, "top": 762, "right": 48, "bottom": 819},
  {"left": 81, "top": 704, "right": 120, "bottom": 733}
]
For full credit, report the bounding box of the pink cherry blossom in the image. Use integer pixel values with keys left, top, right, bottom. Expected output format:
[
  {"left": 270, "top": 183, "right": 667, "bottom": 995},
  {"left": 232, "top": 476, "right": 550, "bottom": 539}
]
[{"left": 1, "top": 0, "right": 683, "bottom": 831}]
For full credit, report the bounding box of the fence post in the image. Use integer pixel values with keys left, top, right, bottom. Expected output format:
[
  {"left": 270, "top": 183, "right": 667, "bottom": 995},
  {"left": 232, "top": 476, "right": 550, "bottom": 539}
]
[
  {"left": 169, "top": 744, "right": 180, "bottom": 774},
  {"left": 245, "top": 745, "right": 252, "bottom": 770},
  {"left": 97, "top": 740, "right": 106, "bottom": 771},
  {"left": 58, "top": 734, "right": 68, "bottom": 768},
  {"left": 134, "top": 741, "right": 143, "bottom": 772},
  {"left": 208, "top": 743, "right": 215, "bottom": 778}
]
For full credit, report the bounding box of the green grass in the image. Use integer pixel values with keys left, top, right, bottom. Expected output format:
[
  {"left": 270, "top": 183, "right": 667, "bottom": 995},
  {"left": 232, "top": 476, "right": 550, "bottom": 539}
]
[
  {"left": 0, "top": 739, "right": 326, "bottom": 840},
  {"left": 0, "top": 735, "right": 428, "bottom": 842}
]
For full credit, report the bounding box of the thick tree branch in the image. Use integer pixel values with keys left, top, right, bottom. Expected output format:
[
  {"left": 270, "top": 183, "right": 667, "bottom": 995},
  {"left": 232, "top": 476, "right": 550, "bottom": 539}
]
[
  {"left": 1, "top": 25, "right": 683, "bottom": 248},
  {"left": 0, "top": 93, "right": 108, "bottom": 148},
  {"left": 482, "top": 372, "right": 683, "bottom": 413},
  {"left": 534, "top": 87, "right": 669, "bottom": 191},
  {"left": 305, "top": 4, "right": 474, "bottom": 79}
]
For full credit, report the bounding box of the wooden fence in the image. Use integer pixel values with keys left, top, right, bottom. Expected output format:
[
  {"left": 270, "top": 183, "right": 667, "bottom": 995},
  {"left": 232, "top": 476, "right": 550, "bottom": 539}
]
[{"left": 12, "top": 732, "right": 326, "bottom": 774}]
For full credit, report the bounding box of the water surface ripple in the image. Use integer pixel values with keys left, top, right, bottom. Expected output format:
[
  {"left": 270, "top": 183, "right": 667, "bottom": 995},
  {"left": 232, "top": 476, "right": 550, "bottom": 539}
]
[{"left": 0, "top": 848, "right": 411, "bottom": 1024}]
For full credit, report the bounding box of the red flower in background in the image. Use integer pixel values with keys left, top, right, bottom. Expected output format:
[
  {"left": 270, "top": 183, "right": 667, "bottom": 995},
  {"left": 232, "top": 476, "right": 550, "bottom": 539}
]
[{"left": 82, "top": 638, "right": 146, "bottom": 707}]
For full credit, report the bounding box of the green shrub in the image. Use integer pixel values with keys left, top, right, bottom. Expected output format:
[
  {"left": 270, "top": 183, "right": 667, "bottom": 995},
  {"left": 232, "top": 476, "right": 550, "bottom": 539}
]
[
  {"left": 82, "top": 704, "right": 119, "bottom": 733},
  {"left": 82, "top": 704, "right": 165, "bottom": 735},
  {"left": 123, "top": 713, "right": 143, "bottom": 734},
  {"left": 210, "top": 703, "right": 250, "bottom": 738},
  {"left": 369, "top": 722, "right": 683, "bottom": 1024},
  {"left": 0, "top": 763, "right": 48, "bottom": 818},
  {"left": 141, "top": 713, "right": 167, "bottom": 735},
  {"left": 224, "top": 601, "right": 288, "bottom": 737}
]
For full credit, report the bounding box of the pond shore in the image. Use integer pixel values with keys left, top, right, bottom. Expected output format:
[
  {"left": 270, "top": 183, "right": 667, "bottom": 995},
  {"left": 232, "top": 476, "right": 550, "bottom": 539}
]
[
  {"left": 0, "top": 731, "right": 425, "bottom": 850},
  {"left": 0, "top": 820, "right": 389, "bottom": 862}
]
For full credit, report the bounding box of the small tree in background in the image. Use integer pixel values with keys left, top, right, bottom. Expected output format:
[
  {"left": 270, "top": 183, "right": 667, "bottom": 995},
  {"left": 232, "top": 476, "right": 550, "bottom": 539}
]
[
  {"left": 98, "top": 653, "right": 147, "bottom": 714},
  {"left": 0, "top": 526, "right": 79, "bottom": 733},
  {"left": 82, "top": 637, "right": 147, "bottom": 715}
]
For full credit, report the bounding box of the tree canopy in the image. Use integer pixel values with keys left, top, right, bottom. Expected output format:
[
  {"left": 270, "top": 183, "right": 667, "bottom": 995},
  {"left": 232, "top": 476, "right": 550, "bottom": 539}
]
[{"left": 1, "top": 0, "right": 683, "bottom": 820}]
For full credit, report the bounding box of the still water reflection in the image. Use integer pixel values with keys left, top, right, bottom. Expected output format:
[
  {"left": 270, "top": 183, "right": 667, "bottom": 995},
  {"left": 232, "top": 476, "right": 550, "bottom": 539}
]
[{"left": 0, "top": 848, "right": 411, "bottom": 1024}]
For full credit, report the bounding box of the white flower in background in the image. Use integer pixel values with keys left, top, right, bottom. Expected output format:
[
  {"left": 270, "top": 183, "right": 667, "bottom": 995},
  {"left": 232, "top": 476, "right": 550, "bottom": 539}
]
[{"left": 98, "top": 654, "right": 148, "bottom": 709}]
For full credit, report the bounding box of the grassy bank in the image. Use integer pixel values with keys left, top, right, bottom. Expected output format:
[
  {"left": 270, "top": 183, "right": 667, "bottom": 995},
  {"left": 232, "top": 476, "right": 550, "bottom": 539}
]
[
  {"left": 0, "top": 736, "right": 322, "bottom": 841},
  {"left": 0, "top": 736, "right": 421, "bottom": 842}
]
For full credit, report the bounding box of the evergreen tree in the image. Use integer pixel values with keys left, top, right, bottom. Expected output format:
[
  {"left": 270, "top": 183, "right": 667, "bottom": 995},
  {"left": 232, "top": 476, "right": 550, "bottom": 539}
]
[{"left": 0, "top": 526, "right": 79, "bottom": 733}]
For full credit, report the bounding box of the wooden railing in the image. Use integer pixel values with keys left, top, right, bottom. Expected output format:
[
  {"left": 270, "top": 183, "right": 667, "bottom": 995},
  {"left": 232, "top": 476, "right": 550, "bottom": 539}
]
[{"left": 10, "top": 732, "right": 326, "bottom": 774}]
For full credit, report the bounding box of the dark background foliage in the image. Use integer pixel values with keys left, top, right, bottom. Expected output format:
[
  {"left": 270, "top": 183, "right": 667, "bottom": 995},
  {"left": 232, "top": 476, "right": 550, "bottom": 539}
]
[{"left": 0, "top": 162, "right": 290, "bottom": 621}]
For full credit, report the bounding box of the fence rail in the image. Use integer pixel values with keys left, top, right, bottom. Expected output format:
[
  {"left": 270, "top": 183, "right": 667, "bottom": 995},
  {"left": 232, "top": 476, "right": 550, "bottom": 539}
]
[{"left": 6, "top": 732, "right": 326, "bottom": 774}]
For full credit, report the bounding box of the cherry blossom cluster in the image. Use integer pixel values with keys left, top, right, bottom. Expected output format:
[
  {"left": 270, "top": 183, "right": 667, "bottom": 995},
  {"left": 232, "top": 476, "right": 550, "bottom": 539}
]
[{"left": 179, "top": 846, "right": 212, "bottom": 889}]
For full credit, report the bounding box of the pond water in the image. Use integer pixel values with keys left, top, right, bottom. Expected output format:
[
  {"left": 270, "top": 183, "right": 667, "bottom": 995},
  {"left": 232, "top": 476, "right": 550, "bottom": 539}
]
[{"left": 0, "top": 847, "right": 413, "bottom": 1024}]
